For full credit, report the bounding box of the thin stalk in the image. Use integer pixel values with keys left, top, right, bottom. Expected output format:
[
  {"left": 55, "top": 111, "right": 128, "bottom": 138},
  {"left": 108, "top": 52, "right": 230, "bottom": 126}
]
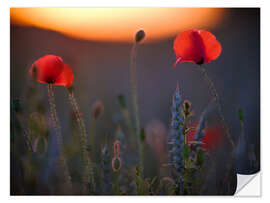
[
  {"left": 199, "top": 66, "right": 237, "bottom": 194},
  {"left": 121, "top": 108, "right": 135, "bottom": 147},
  {"left": 113, "top": 172, "right": 119, "bottom": 194},
  {"left": 182, "top": 117, "right": 187, "bottom": 171},
  {"left": 129, "top": 43, "right": 143, "bottom": 172},
  {"left": 67, "top": 88, "right": 95, "bottom": 193},
  {"left": 118, "top": 95, "right": 135, "bottom": 147},
  {"left": 47, "top": 84, "right": 72, "bottom": 191},
  {"left": 198, "top": 65, "right": 235, "bottom": 149}
]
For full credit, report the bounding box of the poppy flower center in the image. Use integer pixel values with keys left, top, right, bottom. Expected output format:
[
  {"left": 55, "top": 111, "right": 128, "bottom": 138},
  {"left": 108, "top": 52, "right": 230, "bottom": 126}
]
[
  {"left": 196, "top": 57, "right": 204, "bottom": 65},
  {"left": 45, "top": 77, "right": 56, "bottom": 84}
]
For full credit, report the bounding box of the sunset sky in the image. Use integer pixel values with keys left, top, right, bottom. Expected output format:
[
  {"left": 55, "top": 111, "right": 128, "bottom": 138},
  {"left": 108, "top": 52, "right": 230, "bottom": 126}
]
[{"left": 10, "top": 8, "right": 224, "bottom": 42}]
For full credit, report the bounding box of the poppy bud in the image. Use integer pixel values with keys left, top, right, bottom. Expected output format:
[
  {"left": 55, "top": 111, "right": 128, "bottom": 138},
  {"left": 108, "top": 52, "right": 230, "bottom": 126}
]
[
  {"left": 183, "top": 100, "right": 192, "bottom": 118},
  {"left": 135, "top": 29, "right": 145, "bottom": 43},
  {"left": 112, "top": 140, "right": 121, "bottom": 172},
  {"left": 112, "top": 156, "right": 121, "bottom": 172},
  {"left": 91, "top": 101, "right": 104, "bottom": 120}
]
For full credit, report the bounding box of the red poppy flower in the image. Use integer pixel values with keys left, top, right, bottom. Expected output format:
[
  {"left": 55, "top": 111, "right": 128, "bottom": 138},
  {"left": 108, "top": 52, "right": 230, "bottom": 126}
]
[
  {"left": 186, "top": 124, "right": 225, "bottom": 151},
  {"left": 29, "top": 55, "right": 74, "bottom": 88},
  {"left": 173, "top": 29, "right": 222, "bottom": 67}
]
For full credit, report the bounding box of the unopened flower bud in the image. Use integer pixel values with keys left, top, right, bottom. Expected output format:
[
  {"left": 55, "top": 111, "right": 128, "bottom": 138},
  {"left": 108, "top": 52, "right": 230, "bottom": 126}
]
[
  {"left": 112, "top": 156, "right": 122, "bottom": 172},
  {"left": 135, "top": 29, "right": 145, "bottom": 43}
]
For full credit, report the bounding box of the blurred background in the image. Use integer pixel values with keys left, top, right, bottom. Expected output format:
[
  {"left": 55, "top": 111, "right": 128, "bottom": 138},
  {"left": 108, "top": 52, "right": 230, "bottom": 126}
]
[{"left": 10, "top": 8, "right": 260, "bottom": 194}]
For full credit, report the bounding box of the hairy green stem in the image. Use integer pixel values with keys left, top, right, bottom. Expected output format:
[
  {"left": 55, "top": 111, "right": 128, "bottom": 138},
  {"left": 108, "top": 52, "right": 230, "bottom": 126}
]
[
  {"left": 198, "top": 65, "right": 235, "bottom": 149},
  {"left": 47, "top": 84, "right": 72, "bottom": 191},
  {"left": 129, "top": 43, "right": 143, "bottom": 172},
  {"left": 199, "top": 66, "right": 237, "bottom": 194},
  {"left": 67, "top": 88, "right": 95, "bottom": 193}
]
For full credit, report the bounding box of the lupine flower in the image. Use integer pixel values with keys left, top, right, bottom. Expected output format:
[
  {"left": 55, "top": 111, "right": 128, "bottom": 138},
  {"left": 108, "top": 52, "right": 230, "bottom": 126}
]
[
  {"left": 173, "top": 29, "right": 222, "bottom": 67},
  {"left": 194, "top": 107, "right": 209, "bottom": 142},
  {"left": 29, "top": 55, "right": 74, "bottom": 88},
  {"left": 101, "top": 146, "right": 112, "bottom": 194},
  {"left": 168, "top": 85, "right": 185, "bottom": 194}
]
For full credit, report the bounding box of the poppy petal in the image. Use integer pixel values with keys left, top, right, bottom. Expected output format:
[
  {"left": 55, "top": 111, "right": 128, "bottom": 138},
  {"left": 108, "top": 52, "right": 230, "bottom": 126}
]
[
  {"left": 199, "top": 30, "right": 222, "bottom": 63},
  {"left": 173, "top": 29, "right": 222, "bottom": 66},
  {"left": 173, "top": 29, "right": 205, "bottom": 65},
  {"left": 54, "top": 63, "right": 74, "bottom": 88},
  {"left": 30, "top": 55, "right": 64, "bottom": 84}
]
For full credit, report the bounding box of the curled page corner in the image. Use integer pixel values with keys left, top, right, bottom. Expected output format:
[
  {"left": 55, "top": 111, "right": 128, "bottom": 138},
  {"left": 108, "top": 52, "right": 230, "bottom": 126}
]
[{"left": 235, "top": 172, "right": 261, "bottom": 196}]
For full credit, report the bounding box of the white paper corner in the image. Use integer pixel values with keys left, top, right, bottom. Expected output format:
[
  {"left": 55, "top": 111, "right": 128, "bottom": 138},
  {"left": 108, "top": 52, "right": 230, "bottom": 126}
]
[{"left": 235, "top": 172, "right": 261, "bottom": 197}]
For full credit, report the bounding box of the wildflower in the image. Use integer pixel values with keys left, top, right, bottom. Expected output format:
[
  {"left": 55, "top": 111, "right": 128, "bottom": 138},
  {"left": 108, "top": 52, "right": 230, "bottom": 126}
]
[
  {"left": 173, "top": 29, "right": 222, "bottom": 67},
  {"left": 29, "top": 55, "right": 74, "bottom": 88},
  {"left": 29, "top": 54, "right": 74, "bottom": 190},
  {"left": 173, "top": 30, "right": 235, "bottom": 150},
  {"left": 168, "top": 85, "right": 185, "bottom": 194},
  {"left": 194, "top": 107, "right": 209, "bottom": 142}
]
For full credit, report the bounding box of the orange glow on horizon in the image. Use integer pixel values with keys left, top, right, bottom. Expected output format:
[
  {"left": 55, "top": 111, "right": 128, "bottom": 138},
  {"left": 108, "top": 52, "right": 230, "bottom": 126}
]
[{"left": 10, "top": 8, "right": 224, "bottom": 43}]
